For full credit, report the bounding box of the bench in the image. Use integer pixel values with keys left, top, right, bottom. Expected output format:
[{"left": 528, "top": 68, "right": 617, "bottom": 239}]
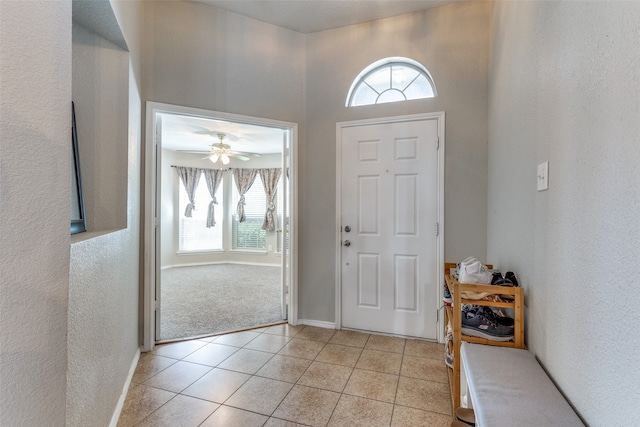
[{"left": 460, "top": 342, "right": 584, "bottom": 427}]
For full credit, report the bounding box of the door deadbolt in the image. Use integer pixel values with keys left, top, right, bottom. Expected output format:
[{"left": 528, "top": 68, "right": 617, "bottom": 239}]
[
  {"left": 343, "top": 240, "right": 351, "bottom": 247},
  {"left": 344, "top": 225, "right": 351, "bottom": 232}
]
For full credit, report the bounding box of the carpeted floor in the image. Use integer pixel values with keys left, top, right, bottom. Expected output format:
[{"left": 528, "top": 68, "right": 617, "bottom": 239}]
[{"left": 160, "top": 264, "right": 283, "bottom": 341}]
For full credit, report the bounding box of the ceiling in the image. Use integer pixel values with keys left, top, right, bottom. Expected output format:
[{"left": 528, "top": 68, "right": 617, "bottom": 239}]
[
  {"left": 160, "top": 113, "right": 285, "bottom": 154},
  {"left": 194, "top": 0, "right": 462, "bottom": 34},
  {"left": 164, "top": 1, "right": 460, "bottom": 155}
]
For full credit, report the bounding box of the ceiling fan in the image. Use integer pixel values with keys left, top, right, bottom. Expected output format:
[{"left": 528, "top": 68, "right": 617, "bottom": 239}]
[{"left": 180, "top": 133, "right": 261, "bottom": 165}]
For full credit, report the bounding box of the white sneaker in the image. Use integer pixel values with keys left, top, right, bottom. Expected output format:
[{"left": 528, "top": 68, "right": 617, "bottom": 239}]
[
  {"left": 458, "top": 259, "right": 492, "bottom": 284},
  {"left": 456, "top": 257, "right": 478, "bottom": 278}
]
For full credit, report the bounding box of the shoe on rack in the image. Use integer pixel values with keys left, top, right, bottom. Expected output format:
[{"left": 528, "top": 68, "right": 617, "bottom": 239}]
[
  {"left": 490, "top": 272, "right": 514, "bottom": 287},
  {"left": 505, "top": 271, "right": 520, "bottom": 287},
  {"left": 445, "top": 324, "right": 454, "bottom": 369},
  {"left": 456, "top": 257, "right": 478, "bottom": 279},
  {"left": 458, "top": 259, "right": 492, "bottom": 284},
  {"left": 484, "top": 306, "right": 514, "bottom": 327},
  {"left": 443, "top": 286, "right": 453, "bottom": 306},
  {"left": 461, "top": 305, "right": 514, "bottom": 342},
  {"left": 455, "top": 407, "right": 476, "bottom": 426}
]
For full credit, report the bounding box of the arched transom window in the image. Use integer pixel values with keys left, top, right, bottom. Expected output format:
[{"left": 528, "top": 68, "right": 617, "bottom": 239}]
[{"left": 346, "top": 57, "right": 437, "bottom": 107}]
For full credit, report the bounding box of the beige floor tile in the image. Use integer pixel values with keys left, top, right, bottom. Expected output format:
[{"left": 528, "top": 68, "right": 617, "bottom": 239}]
[
  {"left": 315, "top": 344, "right": 362, "bottom": 367},
  {"left": 200, "top": 405, "right": 268, "bottom": 426},
  {"left": 255, "top": 354, "right": 312, "bottom": 383},
  {"left": 217, "top": 348, "right": 273, "bottom": 374},
  {"left": 365, "top": 334, "right": 406, "bottom": 354},
  {"left": 181, "top": 368, "right": 250, "bottom": 403},
  {"left": 277, "top": 338, "right": 325, "bottom": 360},
  {"left": 328, "top": 394, "right": 393, "bottom": 427},
  {"left": 297, "top": 361, "right": 353, "bottom": 393},
  {"left": 264, "top": 418, "right": 307, "bottom": 427},
  {"left": 404, "top": 339, "right": 444, "bottom": 360},
  {"left": 329, "top": 330, "right": 370, "bottom": 348},
  {"left": 400, "top": 355, "right": 449, "bottom": 383},
  {"left": 225, "top": 376, "right": 293, "bottom": 415},
  {"left": 213, "top": 330, "right": 261, "bottom": 347},
  {"left": 294, "top": 326, "right": 336, "bottom": 343},
  {"left": 152, "top": 340, "right": 208, "bottom": 360},
  {"left": 117, "top": 384, "right": 176, "bottom": 427},
  {"left": 343, "top": 369, "right": 399, "bottom": 403},
  {"left": 395, "top": 376, "right": 452, "bottom": 415},
  {"left": 144, "top": 361, "right": 212, "bottom": 393},
  {"left": 182, "top": 343, "right": 239, "bottom": 367},
  {"left": 390, "top": 405, "right": 452, "bottom": 427},
  {"left": 356, "top": 349, "right": 403, "bottom": 375},
  {"left": 244, "top": 333, "right": 291, "bottom": 353},
  {"left": 263, "top": 324, "right": 305, "bottom": 337},
  {"left": 136, "top": 394, "right": 219, "bottom": 427},
  {"left": 131, "top": 353, "right": 177, "bottom": 384},
  {"left": 272, "top": 385, "right": 340, "bottom": 427}
]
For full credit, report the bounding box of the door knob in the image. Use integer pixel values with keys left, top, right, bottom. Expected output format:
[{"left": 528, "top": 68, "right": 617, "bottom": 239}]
[
  {"left": 343, "top": 240, "right": 351, "bottom": 247},
  {"left": 344, "top": 225, "right": 351, "bottom": 232}
]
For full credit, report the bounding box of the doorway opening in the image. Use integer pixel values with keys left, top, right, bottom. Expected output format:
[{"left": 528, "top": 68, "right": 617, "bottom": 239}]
[{"left": 144, "top": 102, "right": 298, "bottom": 349}]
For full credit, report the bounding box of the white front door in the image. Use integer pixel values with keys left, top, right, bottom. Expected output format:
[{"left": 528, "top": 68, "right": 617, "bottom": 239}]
[{"left": 340, "top": 116, "right": 442, "bottom": 339}]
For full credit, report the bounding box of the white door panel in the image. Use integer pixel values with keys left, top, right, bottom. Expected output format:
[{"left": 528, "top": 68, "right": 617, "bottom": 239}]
[{"left": 341, "top": 118, "right": 439, "bottom": 339}]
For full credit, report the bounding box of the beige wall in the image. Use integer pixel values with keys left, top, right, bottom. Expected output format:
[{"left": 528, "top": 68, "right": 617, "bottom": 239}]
[
  {"left": 302, "top": 1, "right": 492, "bottom": 322},
  {"left": 0, "top": 2, "right": 72, "bottom": 425},
  {"left": 487, "top": 1, "right": 640, "bottom": 424}
]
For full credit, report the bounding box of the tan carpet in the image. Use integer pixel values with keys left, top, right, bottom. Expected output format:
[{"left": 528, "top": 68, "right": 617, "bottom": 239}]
[{"left": 160, "top": 263, "right": 283, "bottom": 340}]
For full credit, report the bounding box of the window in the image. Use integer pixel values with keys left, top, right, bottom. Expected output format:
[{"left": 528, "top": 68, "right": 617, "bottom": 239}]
[
  {"left": 346, "top": 57, "right": 436, "bottom": 107},
  {"left": 178, "top": 179, "right": 223, "bottom": 252},
  {"left": 232, "top": 175, "right": 266, "bottom": 250}
]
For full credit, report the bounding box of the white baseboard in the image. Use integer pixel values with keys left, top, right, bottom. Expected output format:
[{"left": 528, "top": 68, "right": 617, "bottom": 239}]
[
  {"left": 162, "top": 261, "right": 280, "bottom": 269},
  {"left": 109, "top": 347, "right": 141, "bottom": 427},
  {"left": 298, "top": 319, "right": 336, "bottom": 329}
]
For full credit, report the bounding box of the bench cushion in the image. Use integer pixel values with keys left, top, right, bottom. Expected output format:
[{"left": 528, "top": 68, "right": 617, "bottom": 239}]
[{"left": 461, "top": 342, "right": 584, "bottom": 427}]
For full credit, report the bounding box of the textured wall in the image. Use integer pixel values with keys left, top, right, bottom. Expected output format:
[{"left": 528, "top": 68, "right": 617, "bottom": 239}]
[
  {"left": 487, "top": 1, "right": 640, "bottom": 424},
  {"left": 66, "top": 1, "right": 143, "bottom": 426},
  {"left": 302, "top": 1, "right": 492, "bottom": 322},
  {"left": 0, "top": 1, "right": 71, "bottom": 425}
]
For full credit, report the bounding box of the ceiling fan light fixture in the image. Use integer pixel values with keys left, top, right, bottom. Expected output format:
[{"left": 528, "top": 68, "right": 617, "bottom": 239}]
[
  {"left": 209, "top": 153, "right": 220, "bottom": 164},
  {"left": 221, "top": 154, "right": 230, "bottom": 165}
]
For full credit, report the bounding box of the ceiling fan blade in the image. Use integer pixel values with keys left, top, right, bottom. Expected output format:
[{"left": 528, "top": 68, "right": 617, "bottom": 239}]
[
  {"left": 177, "top": 150, "right": 210, "bottom": 154},
  {"left": 230, "top": 153, "right": 250, "bottom": 161},
  {"left": 231, "top": 150, "right": 261, "bottom": 158}
]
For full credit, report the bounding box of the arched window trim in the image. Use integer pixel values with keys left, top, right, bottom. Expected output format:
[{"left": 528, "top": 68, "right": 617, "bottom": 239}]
[{"left": 346, "top": 57, "right": 437, "bottom": 107}]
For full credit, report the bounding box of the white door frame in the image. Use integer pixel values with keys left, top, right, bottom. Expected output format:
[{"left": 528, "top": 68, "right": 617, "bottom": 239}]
[
  {"left": 335, "top": 112, "right": 445, "bottom": 342},
  {"left": 143, "top": 101, "right": 299, "bottom": 351}
]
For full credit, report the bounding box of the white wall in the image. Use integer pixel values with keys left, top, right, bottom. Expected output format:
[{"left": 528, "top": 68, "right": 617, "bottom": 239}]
[
  {"left": 161, "top": 149, "right": 283, "bottom": 267},
  {"left": 0, "top": 2, "right": 72, "bottom": 425},
  {"left": 487, "top": 1, "right": 640, "bottom": 424},
  {"left": 302, "top": 1, "right": 493, "bottom": 322}
]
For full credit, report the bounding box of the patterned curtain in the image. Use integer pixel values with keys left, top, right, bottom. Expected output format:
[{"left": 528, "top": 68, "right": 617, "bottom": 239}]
[
  {"left": 232, "top": 168, "right": 258, "bottom": 222},
  {"left": 201, "top": 168, "right": 225, "bottom": 228},
  {"left": 259, "top": 168, "right": 282, "bottom": 231},
  {"left": 175, "top": 166, "right": 201, "bottom": 217}
]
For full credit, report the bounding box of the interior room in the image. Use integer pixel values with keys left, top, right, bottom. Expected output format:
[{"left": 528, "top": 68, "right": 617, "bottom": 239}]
[
  {"left": 1, "top": 0, "right": 638, "bottom": 426},
  {"left": 156, "top": 111, "right": 290, "bottom": 341}
]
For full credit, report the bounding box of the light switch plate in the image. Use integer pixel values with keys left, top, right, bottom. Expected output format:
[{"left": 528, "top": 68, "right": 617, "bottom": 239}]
[{"left": 537, "top": 161, "right": 549, "bottom": 191}]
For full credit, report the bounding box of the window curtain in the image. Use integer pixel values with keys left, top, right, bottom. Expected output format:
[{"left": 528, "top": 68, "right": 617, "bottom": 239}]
[
  {"left": 233, "top": 168, "right": 258, "bottom": 222},
  {"left": 259, "top": 168, "right": 282, "bottom": 231},
  {"left": 175, "top": 166, "right": 201, "bottom": 217},
  {"left": 201, "top": 168, "right": 225, "bottom": 228}
]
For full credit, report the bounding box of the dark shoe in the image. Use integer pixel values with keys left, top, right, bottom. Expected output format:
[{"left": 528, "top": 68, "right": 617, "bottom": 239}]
[
  {"left": 461, "top": 305, "right": 514, "bottom": 342},
  {"left": 505, "top": 271, "right": 519, "bottom": 287},
  {"left": 443, "top": 286, "right": 453, "bottom": 306}
]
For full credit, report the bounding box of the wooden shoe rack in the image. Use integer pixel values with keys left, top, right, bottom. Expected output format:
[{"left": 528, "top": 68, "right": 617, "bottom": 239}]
[{"left": 444, "top": 262, "right": 525, "bottom": 411}]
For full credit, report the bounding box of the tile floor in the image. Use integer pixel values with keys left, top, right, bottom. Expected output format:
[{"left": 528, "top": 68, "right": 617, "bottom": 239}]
[{"left": 118, "top": 324, "right": 453, "bottom": 427}]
